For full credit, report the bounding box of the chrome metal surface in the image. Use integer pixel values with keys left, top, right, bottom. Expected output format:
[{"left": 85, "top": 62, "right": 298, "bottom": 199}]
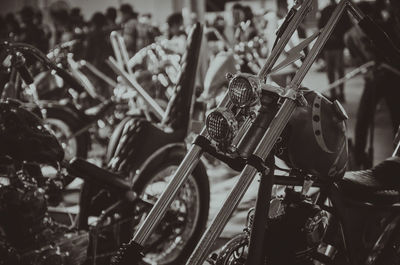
[
  {"left": 139, "top": 165, "right": 201, "bottom": 265},
  {"left": 254, "top": 0, "right": 348, "bottom": 160},
  {"left": 185, "top": 165, "right": 258, "bottom": 265},
  {"left": 107, "top": 58, "right": 166, "bottom": 120},
  {"left": 133, "top": 142, "right": 204, "bottom": 245},
  {"left": 132, "top": 90, "right": 231, "bottom": 246},
  {"left": 257, "top": 0, "right": 313, "bottom": 81},
  {"left": 289, "top": 0, "right": 348, "bottom": 88}
]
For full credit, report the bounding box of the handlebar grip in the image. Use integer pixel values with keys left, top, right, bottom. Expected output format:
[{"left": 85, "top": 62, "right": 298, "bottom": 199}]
[
  {"left": 358, "top": 16, "right": 400, "bottom": 66},
  {"left": 16, "top": 65, "right": 34, "bottom": 85}
]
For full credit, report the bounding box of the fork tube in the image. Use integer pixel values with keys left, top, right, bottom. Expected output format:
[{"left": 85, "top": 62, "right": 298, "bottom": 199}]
[
  {"left": 133, "top": 142, "right": 204, "bottom": 245},
  {"left": 187, "top": 1, "right": 351, "bottom": 263},
  {"left": 132, "top": 91, "right": 231, "bottom": 246},
  {"left": 288, "top": 0, "right": 348, "bottom": 89},
  {"left": 258, "top": 0, "right": 313, "bottom": 80},
  {"left": 345, "top": 0, "right": 366, "bottom": 22},
  {"left": 254, "top": 0, "right": 349, "bottom": 161},
  {"left": 186, "top": 165, "right": 259, "bottom": 265}
]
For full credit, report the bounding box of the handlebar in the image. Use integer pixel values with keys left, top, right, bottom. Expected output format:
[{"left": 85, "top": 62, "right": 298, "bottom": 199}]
[
  {"left": 344, "top": 1, "right": 400, "bottom": 67},
  {"left": 1, "top": 41, "right": 86, "bottom": 92},
  {"left": 357, "top": 17, "right": 400, "bottom": 66}
]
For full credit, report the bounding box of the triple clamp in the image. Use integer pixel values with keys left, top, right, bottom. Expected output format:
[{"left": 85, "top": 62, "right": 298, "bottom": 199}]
[{"left": 260, "top": 83, "right": 308, "bottom": 106}]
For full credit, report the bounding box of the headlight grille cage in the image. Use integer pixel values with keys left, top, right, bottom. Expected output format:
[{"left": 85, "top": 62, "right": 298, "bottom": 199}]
[
  {"left": 206, "top": 109, "right": 238, "bottom": 145},
  {"left": 228, "top": 76, "right": 255, "bottom": 107}
]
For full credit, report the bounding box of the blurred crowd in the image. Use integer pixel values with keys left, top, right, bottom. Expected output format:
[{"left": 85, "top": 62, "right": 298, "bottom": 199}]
[
  {"left": 0, "top": 5, "right": 162, "bottom": 72},
  {"left": 0, "top": 2, "right": 302, "bottom": 67}
]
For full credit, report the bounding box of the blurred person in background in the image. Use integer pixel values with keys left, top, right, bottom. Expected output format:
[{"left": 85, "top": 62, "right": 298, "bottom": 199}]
[
  {"left": 50, "top": 9, "right": 74, "bottom": 45},
  {"left": 85, "top": 12, "right": 114, "bottom": 97},
  {"left": 119, "top": 3, "right": 138, "bottom": 56},
  {"left": 35, "top": 11, "right": 51, "bottom": 53},
  {"left": 3, "top": 13, "right": 21, "bottom": 41},
  {"left": 137, "top": 13, "right": 160, "bottom": 51},
  {"left": 213, "top": 15, "right": 227, "bottom": 40},
  {"left": 318, "top": 0, "right": 351, "bottom": 102},
  {"left": 85, "top": 12, "right": 112, "bottom": 71},
  {"left": 348, "top": 0, "right": 400, "bottom": 168},
  {"left": 232, "top": 3, "right": 246, "bottom": 42},
  {"left": 241, "top": 6, "right": 258, "bottom": 41},
  {"left": 19, "top": 6, "right": 48, "bottom": 52},
  {"left": 167, "top": 12, "right": 186, "bottom": 40},
  {"left": 165, "top": 12, "right": 186, "bottom": 53},
  {"left": 69, "top": 8, "right": 87, "bottom": 59},
  {"left": 206, "top": 15, "right": 227, "bottom": 44},
  {"left": 105, "top": 7, "right": 119, "bottom": 30},
  {"left": 70, "top": 7, "right": 85, "bottom": 30}
]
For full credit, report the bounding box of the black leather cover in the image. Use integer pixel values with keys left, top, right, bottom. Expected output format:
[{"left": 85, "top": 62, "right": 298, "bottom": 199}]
[
  {"left": 107, "top": 23, "right": 203, "bottom": 172},
  {"left": 108, "top": 118, "right": 184, "bottom": 172},
  {"left": 164, "top": 22, "right": 203, "bottom": 133},
  {"left": 339, "top": 157, "right": 400, "bottom": 204}
]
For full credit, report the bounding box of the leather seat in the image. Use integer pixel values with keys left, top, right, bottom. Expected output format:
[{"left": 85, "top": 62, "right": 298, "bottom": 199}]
[{"left": 338, "top": 157, "right": 400, "bottom": 205}]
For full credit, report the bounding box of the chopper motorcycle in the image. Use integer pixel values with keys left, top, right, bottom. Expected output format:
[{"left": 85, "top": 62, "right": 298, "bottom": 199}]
[
  {"left": 0, "top": 98, "right": 204, "bottom": 265},
  {"left": 71, "top": 22, "right": 211, "bottom": 265},
  {"left": 0, "top": 98, "right": 89, "bottom": 265},
  {"left": 110, "top": 0, "right": 400, "bottom": 265},
  {"left": 0, "top": 24, "right": 210, "bottom": 265}
]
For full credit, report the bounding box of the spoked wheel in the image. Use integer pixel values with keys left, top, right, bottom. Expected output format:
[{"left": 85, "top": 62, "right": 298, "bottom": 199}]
[
  {"left": 214, "top": 233, "right": 249, "bottom": 265},
  {"left": 44, "top": 107, "right": 89, "bottom": 161},
  {"left": 132, "top": 153, "right": 210, "bottom": 265},
  {"left": 367, "top": 216, "right": 400, "bottom": 265},
  {"left": 46, "top": 118, "right": 78, "bottom": 160}
]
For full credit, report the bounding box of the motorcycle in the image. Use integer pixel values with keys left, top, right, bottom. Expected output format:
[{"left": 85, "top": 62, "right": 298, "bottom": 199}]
[
  {"left": 212, "top": 128, "right": 400, "bottom": 265},
  {"left": 0, "top": 24, "right": 210, "bottom": 264},
  {"left": 111, "top": 0, "right": 400, "bottom": 264},
  {"left": 2, "top": 37, "right": 175, "bottom": 164},
  {"left": 0, "top": 41, "right": 94, "bottom": 161},
  {"left": 74, "top": 23, "right": 211, "bottom": 264},
  {"left": 0, "top": 98, "right": 205, "bottom": 265},
  {"left": 0, "top": 98, "right": 90, "bottom": 265}
]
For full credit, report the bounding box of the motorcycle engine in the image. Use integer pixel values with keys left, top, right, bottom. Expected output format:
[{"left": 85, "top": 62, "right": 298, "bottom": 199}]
[
  {"left": 263, "top": 189, "right": 327, "bottom": 265},
  {"left": 0, "top": 162, "right": 89, "bottom": 265},
  {"left": 213, "top": 189, "right": 327, "bottom": 265}
]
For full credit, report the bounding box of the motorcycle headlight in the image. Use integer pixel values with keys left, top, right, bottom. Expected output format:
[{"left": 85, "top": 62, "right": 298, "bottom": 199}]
[
  {"left": 206, "top": 108, "right": 238, "bottom": 145},
  {"left": 228, "top": 75, "right": 258, "bottom": 108}
]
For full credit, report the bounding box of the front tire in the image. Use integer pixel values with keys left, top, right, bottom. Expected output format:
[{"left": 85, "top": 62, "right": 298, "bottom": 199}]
[
  {"left": 44, "top": 107, "right": 90, "bottom": 161},
  {"left": 133, "top": 151, "right": 210, "bottom": 265}
]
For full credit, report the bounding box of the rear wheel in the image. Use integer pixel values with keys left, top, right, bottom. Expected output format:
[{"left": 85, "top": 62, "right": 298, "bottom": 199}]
[{"left": 367, "top": 216, "right": 400, "bottom": 265}]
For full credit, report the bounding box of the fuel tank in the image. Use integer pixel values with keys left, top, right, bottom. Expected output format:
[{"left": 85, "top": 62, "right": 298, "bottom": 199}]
[{"left": 278, "top": 89, "right": 348, "bottom": 180}]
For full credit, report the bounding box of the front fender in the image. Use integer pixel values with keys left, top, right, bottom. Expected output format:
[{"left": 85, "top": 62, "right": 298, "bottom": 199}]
[
  {"left": 203, "top": 51, "right": 237, "bottom": 98},
  {"left": 132, "top": 143, "right": 207, "bottom": 187}
]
